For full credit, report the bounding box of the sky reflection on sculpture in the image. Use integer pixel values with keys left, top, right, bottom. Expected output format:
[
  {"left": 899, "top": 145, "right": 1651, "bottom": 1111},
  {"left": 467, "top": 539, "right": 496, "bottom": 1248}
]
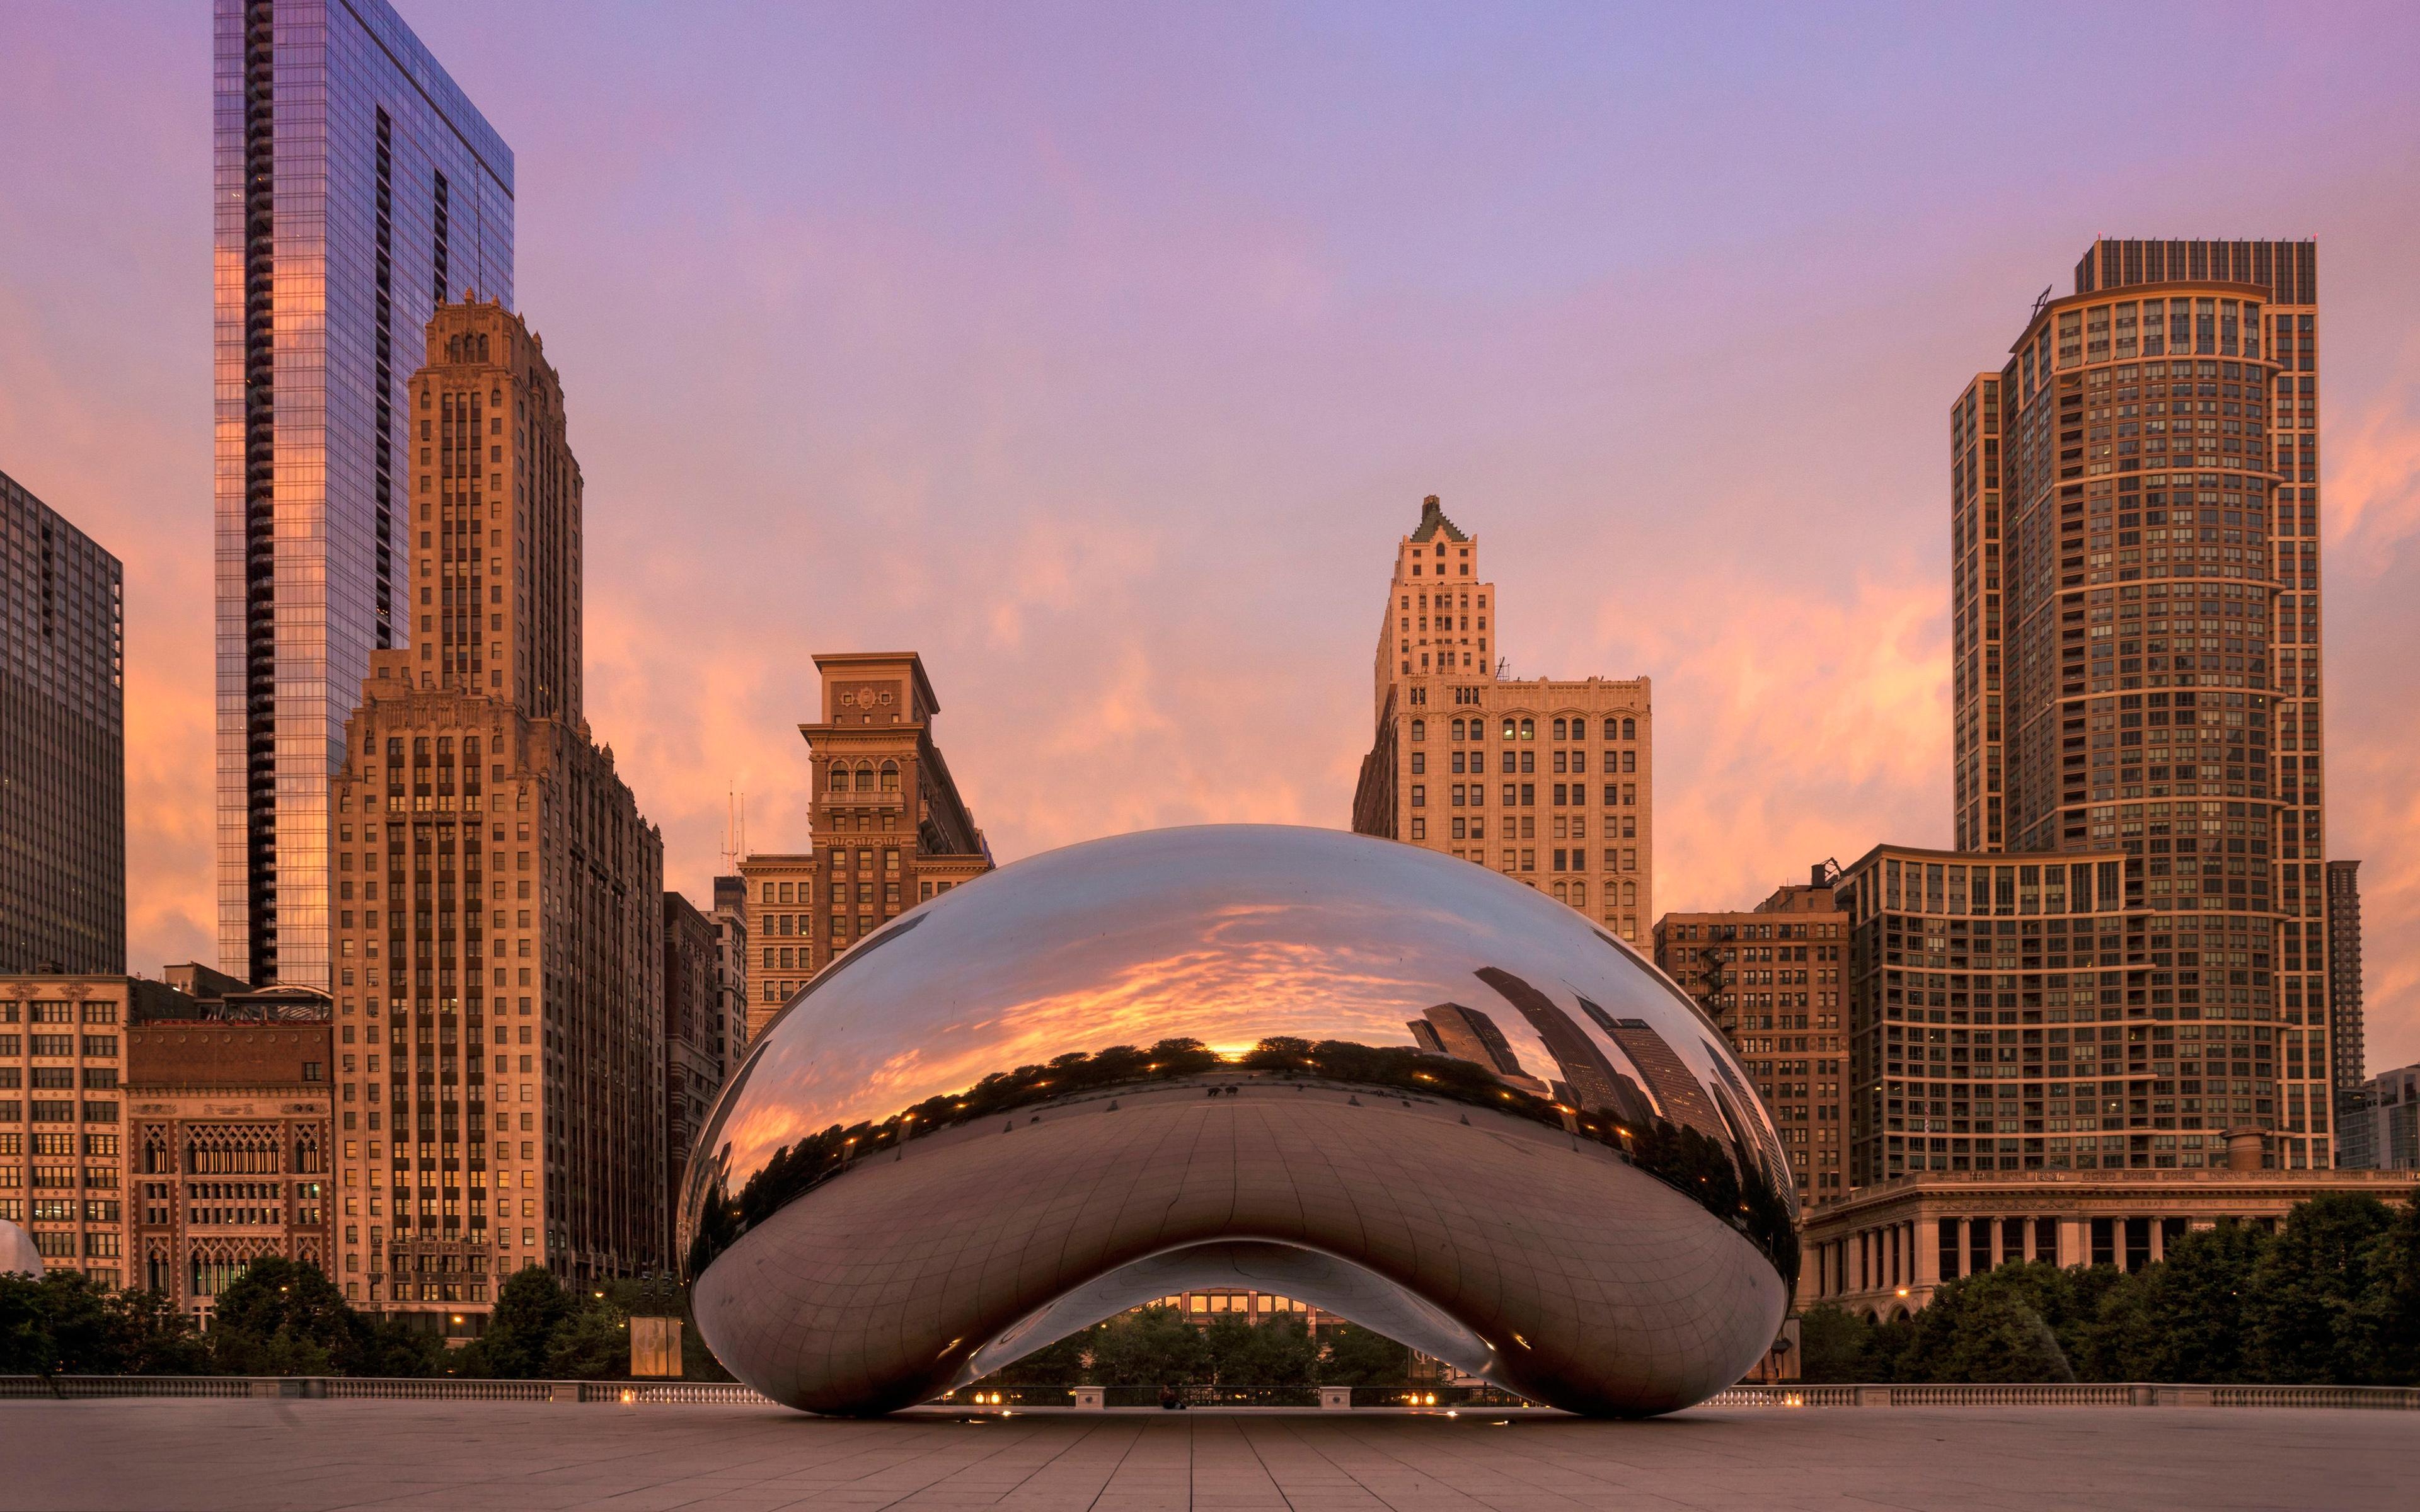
[{"left": 695, "top": 824, "right": 1773, "bottom": 1234}]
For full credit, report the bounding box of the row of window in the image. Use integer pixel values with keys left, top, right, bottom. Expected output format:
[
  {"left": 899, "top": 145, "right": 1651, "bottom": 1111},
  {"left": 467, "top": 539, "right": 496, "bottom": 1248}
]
[
  {"left": 1410, "top": 716, "right": 1639, "bottom": 742},
  {"left": 1412, "top": 783, "right": 1642, "bottom": 808}
]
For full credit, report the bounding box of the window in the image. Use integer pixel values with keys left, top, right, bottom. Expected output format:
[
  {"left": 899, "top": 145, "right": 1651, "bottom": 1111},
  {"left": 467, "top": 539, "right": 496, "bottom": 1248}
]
[{"left": 1410, "top": 719, "right": 1424, "bottom": 741}]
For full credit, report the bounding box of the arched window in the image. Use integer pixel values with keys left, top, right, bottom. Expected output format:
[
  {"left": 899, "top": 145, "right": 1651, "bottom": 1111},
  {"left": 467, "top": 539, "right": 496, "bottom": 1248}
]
[
  {"left": 854, "top": 764, "right": 875, "bottom": 793},
  {"left": 1410, "top": 719, "right": 1424, "bottom": 742},
  {"left": 1551, "top": 882, "right": 1568, "bottom": 903},
  {"left": 1552, "top": 718, "right": 1567, "bottom": 740},
  {"left": 1451, "top": 718, "right": 1465, "bottom": 740},
  {"left": 880, "top": 761, "right": 900, "bottom": 793},
  {"left": 1502, "top": 719, "right": 1516, "bottom": 741},
  {"left": 1519, "top": 718, "right": 1535, "bottom": 740},
  {"left": 1622, "top": 717, "right": 1636, "bottom": 740},
  {"left": 1622, "top": 881, "right": 1637, "bottom": 905},
  {"left": 1572, "top": 880, "right": 1587, "bottom": 906},
  {"left": 827, "top": 764, "right": 847, "bottom": 793}
]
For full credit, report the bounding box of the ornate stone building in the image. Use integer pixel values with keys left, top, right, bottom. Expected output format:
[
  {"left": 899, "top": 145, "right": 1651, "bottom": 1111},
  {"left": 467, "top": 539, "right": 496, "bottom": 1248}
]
[
  {"left": 662, "top": 890, "right": 723, "bottom": 1258},
  {"left": 739, "top": 653, "right": 991, "bottom": 1029},
  {"left": 1802, "top": 1165, "right": 2411, "bottom": 1319},
  {"left": 1654, "top": 873, "right": 1851, "bottom": 1206},
  {"left": 326, "top": 299, "right": 664, "bottom": 1335},
  {"left": 1351, "top": 496, "right": 1652, "bottom": 942},
  {"left": 125, "top": 992, "right": 334, "bottom": 1323}
]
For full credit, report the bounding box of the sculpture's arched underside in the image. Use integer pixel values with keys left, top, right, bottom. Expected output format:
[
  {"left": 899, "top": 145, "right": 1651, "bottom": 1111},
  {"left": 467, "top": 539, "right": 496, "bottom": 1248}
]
[{"left": 686, "top": 827, "right": 1795, "bottom": 1417}]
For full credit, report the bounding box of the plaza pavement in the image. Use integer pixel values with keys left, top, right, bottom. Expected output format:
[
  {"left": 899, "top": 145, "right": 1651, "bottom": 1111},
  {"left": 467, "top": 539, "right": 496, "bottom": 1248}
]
[{"left": 0, "top": 1399, "right": 2411, "bottom": 1510}]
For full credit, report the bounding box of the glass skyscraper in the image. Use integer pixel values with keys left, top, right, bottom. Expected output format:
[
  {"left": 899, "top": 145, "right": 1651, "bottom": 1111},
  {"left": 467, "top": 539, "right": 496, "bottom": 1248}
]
[
  {"left": 214, "top": 0, "right": 511, "bottom": 986},
  {"left": 0, "top": 468, "right": 124, "bottom": 973}
]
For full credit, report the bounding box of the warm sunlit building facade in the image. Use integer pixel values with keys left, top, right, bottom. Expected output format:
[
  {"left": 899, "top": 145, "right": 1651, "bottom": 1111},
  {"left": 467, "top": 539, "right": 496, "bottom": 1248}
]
[
  {"left": 738, "top": 653, "right": 993, "bottom": 1028},
  {"left": 325, "top": 299, "right": 664, "bottom": 1336},
  {"left": 1351, "top": 496, "right": 1652, "bottom": 941},
  {"left": 1833, "top": 842, "right": 2294, "bottom": 1187},
  {"left": 1652, "top": 873, "right": 1850, "bottom": 1205},
  {"left": 213, "top": 0, "right": 514, "bottom": 988},
  {"left": 1950, "top": 239, "right": 2335, "bottom": 1168},
  {"left": 125, "top": 987, "right": 335, "bottom": 1324}
]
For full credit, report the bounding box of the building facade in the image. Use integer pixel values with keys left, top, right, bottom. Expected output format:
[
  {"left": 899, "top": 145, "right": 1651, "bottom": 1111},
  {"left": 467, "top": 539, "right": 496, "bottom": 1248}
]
[
  {"left": 0, "top": 470, "right": 124, "bottom": 975},
  {"left": 214, "top": 0, "right": 514, "bottom": 988},
  {"left": 1351, "top": 496, "right": 1652, "bottom": 942},
  {"left": 326, "top": 300, "right": 663, "bottom": 1334},
  {"left": 1652, "top": 873, "right": 1850, "bottom": 1206},
  {"left": 2325, "top": 859, "right": 2363, "bottom": 1109},
  {"left": 2337, "top": 1063, "right": 2417, "bottom": 1172},
  {"left": 738, "top": 653, "right": 992, "bottom": 1028},
  {"left": 662, "top": 891, "right": 721, "bottom": 1257},
  {"left": 0, "top": 974, "right": 149, "bottom": 1286},
  {"left": 1802, "top": 1166, "right": 2411, "bottom": 1319},
  {"left": 710, "top": 875, "right": 749, "bottom": 1066},
  {"left": 1949, "top": 239, "right": 2333, "bottom": 1168},
  {"left": 126, "top": 995, "right": 334, "bottom": 1323},
  {"left": 1835, "top": 842, "right": 2294, "bottom": 1187}
]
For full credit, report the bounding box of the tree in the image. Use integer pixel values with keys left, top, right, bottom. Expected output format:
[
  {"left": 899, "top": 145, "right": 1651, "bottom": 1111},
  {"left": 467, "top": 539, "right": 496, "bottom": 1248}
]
[
  {"left": 544, "top": 1296, "right": 630, "bottom": 1380},
  {"left": 1086, "top": 1305, "right": 1208, "bottom": 1387},
  {"left": 1896, "top": 1265, "right": 2092, "bottom": 1383},
  {"left": 2349, "top": 1196, "right": 2420, "bottom": 1387},
  {"left": 2097, "top": 1221, "right": 2266, "bottom": 1383},
  {"left": 465, "top": 1266, "right": 573, "bottom": 1378},
  {"left": 207, "top": 1257, "right": 350, "bottom": 1376},
  {"left": 1315, "top": 1324, "right": 1410, "bottom": 1387},
  {"left": 2244, "top": 1193, "right": 2394, "bottom": 1383},
  {"left": 0, "top": 1272, "right": 206, "bottom": 1376},
  {"left": 986, "top": 1326, "right": 1094, "bottom": 1385},
  {"left": 1796, "top": 1305, "right": 1880, "bottom": 1383}
]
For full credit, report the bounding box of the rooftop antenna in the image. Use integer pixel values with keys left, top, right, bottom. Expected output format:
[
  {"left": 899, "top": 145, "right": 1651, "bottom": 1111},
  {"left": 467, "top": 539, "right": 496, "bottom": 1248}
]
[
  {"left": 722, "top": 786, "right": 747, "bottom": 872},
  {"left": 2029, "top": 284, "right": 2054, "bottom": 321}
]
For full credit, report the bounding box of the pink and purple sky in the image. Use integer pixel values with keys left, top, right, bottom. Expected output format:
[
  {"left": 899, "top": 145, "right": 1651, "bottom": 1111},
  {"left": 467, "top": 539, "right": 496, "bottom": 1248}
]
[{"left": 3, "top": 3, "right": 2416, "bottom": 1068}]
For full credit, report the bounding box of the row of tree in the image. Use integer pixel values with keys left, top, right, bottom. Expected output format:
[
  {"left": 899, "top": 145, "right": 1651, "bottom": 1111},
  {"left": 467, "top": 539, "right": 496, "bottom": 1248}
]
[
  {"left": 1801, "top": 1193, "right": 2420, "bottom": 1385},
  {"left": 0, "top": 1259, "right": 727, "bottom": 1381},
  {"left": 989, "top": 1307, "right": 1414, "bottom": 1387}
]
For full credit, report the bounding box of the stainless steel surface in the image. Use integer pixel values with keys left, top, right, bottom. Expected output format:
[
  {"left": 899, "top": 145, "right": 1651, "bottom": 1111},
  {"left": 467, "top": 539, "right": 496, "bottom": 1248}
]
[{"left": 686, "top": 825, "right": 1794, "bottom": 1417}]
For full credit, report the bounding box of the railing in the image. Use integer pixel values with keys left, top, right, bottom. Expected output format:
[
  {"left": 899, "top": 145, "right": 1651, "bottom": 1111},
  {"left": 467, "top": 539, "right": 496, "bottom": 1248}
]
[
  {"left": 3, "top": 1377, "right": 2416, "bottom": 1411},
  {"left": 1705, "top": 1382, "right": 2420, "bottom": 1411}
]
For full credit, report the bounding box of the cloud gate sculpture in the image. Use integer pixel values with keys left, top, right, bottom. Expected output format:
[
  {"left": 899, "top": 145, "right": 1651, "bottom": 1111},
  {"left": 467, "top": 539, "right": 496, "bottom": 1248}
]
[{"left": 683, "top": 825, "right": 1795, "bottom": 1417}]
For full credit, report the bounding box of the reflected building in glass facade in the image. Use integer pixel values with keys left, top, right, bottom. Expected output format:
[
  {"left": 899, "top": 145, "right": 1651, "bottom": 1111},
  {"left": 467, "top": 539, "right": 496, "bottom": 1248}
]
[
  {"left": 214, "top": 0, "right": 512, "bottom": 987},
  {"left": 685, "top": 825, "right": 1794, "bottom": 1418},
  {"left": 0, "top": 469, "right": 123, "bottom": 974}
]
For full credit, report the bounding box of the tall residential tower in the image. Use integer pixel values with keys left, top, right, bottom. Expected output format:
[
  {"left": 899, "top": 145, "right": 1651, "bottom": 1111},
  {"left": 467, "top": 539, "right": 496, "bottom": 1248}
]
[
  {"left": 214, "top": 0, "right": 512, "bottom": 987},
  {"left": 1950, "top": 239, "right": 2334, "bottom": 1167}
]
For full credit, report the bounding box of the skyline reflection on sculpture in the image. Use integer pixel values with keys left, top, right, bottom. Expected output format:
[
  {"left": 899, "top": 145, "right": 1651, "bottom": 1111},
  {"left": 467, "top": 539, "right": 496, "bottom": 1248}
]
[{"left": 683, "top": 827, "right": 1798, "bottom": 1283}]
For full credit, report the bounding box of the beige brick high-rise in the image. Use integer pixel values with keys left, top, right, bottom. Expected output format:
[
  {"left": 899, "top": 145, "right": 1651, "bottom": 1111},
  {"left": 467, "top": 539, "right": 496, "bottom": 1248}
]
[
  {"left": 1351, "top": 496, "right": 1651, "bottom": 941},
  {"left": 328, "top": 299, "right": 664, "bottom": 1334},
  {"left": 1952, "top": 239, "right": 2329, "bottom": 1168}
]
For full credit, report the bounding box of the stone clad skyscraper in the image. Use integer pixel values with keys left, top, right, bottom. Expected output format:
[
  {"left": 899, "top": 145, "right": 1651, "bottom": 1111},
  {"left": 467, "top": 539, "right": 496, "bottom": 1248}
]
[
  {"left": 1950, "top": 239, "right": 2335, "bottom": 1167},
  {"left": 1351, "top": 496, "right": 1652, "bottom": 942},
  {"left": 214, "top": 0, "right": 512, "bottom": 988},
  {"left": 326, "top": 299, "right": 662, "bottom": 1332}
]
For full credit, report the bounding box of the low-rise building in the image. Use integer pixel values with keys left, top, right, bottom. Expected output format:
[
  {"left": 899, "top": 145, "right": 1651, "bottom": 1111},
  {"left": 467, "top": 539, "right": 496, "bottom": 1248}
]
[
  {"left": 0, "top": 973, "right": 152, "bottom": 1286},
  {"left": 1801, "top": 1165, "right": 2416, "bottom": 1319},
  {"left": 125, "top": 986, "right": 334, "bottom": 1323}
]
